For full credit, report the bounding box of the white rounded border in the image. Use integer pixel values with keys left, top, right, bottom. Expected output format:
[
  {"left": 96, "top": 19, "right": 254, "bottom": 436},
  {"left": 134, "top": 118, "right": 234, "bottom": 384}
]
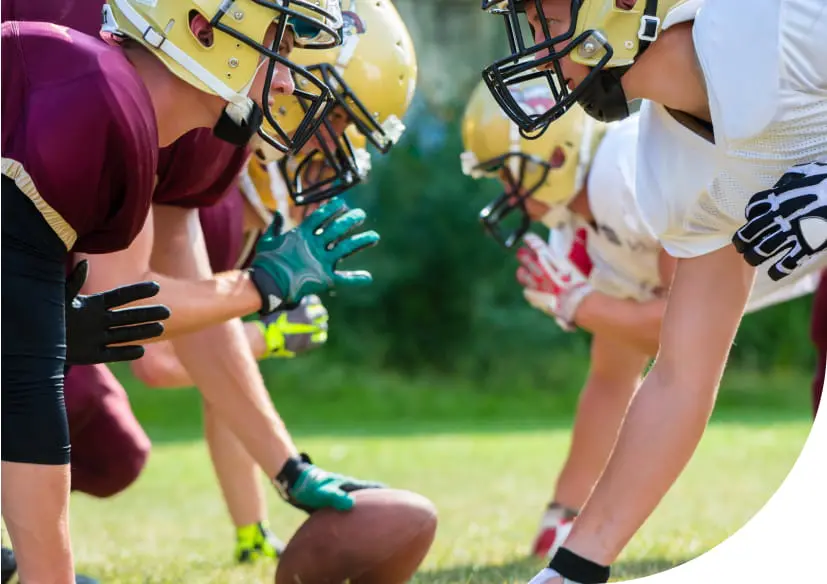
[{"left": 629, "top": 368, "right": 826, "bottom": 583}]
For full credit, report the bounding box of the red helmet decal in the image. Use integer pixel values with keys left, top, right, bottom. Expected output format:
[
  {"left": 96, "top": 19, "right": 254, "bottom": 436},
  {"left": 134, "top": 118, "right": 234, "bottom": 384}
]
[
  {"left": 342, "top": 11, "right": 367, "bottom": 36},
  {"left": 510, "top": 85, "right": 556, "bottom": 117}
]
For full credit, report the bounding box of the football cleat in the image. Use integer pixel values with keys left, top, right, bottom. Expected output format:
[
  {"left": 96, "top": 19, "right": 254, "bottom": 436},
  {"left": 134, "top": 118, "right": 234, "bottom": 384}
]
[
  {"left": 531, "top": 503, "right": 578, "bottom": 558},
  {"left": 1, "top": 547, "right": 16, "bottom": 584}
]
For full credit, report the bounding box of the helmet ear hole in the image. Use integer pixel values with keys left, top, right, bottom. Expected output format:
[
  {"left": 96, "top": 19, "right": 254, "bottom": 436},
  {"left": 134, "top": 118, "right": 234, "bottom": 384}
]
[
  {"left": 616, "top": 0, "right": 637, "bottom": 10},
  {"left": 188, "top": 10, "right": 214, "bottom": 48},
  {"left": 549, "top": 146, "right": 566, "bottom": 169}
]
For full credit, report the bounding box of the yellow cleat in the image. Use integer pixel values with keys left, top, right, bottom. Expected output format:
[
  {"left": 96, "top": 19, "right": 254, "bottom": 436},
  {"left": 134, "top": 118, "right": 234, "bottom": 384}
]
[{"left": 234, "top": 521, "right": 285, "bottom": 564}]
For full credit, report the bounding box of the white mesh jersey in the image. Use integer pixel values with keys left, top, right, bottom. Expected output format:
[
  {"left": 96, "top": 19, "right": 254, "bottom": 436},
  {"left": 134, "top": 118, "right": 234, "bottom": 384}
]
[
  {"left": 549, "top": 112, "right": 821, "bottom": 311},
  {"left": 582, "top": 115, "right": 664, "bottom": 302},
  {"left": 635, "top": 0, "right": 827, "bottom": 259}
]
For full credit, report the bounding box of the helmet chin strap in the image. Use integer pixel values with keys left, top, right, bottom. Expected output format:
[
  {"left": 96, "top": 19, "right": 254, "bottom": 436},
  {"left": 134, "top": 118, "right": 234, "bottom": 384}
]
[
  {"left": 508, "top": 118, "right": 522, "bottom": 178},
  {"left": 238, "top": 167, "right": 275, "bottom": 228},
  {"left": 575, "top": 0, "right": 661, "bottom": 122},
  {"left": 575, "top": 66, "right": 631, "bottom": 123},
  {"left": 214, "top": 100, "right": 263, "bottom": 146}
]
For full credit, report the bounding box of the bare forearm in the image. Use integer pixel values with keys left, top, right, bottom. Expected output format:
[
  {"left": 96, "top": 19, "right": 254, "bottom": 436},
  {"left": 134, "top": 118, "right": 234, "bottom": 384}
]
[
  {"left": 172, "top": 318, "right": 297, "bottom": 478},
  {"left": 132, "top": 320, "right": 268, "bottom": 389},
  {"left": 574, "top": 292, "right": 665, "bottom": 356},
  {"left": 78, "top": 255, "right": 262, "bottom": 341},
  {"left": 563, "top": 247, "right": 754, "bottom": 565},
  {"left": 148, "top": 205, "right": 295, "bottom": 478},
  {"left": 132, "top": 269, "right": 262, "bottom": 339}
]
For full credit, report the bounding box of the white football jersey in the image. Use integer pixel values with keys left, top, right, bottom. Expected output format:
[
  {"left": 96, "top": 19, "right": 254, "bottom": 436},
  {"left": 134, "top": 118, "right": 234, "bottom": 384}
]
[
  {"left": 582, "top": 115, "right": 663, "bottom": 302},
  {"left": 635, "top": 0, "right": 827, "bottom": 259},
  {"left": 549, "top": 111, "right": 820, "bottom": 311}
]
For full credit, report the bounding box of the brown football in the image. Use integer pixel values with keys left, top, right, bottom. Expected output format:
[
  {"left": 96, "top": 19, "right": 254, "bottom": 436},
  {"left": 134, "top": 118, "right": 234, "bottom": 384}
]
[{"left": 275, "top": 489, "right": 438, "bottom": 584}]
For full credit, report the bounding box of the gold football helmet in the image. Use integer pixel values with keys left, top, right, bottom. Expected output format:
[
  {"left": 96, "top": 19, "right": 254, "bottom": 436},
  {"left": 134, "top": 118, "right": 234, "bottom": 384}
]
[
  {"left": 267, "top": 0, "right": 417, "bottom": 205},
  {"left": 240, "top": 147, "right": 350, "bottom": 232},
  {"left": 461, "top": 77, "right": 605, "bottom": 248},
  {"left": 276, "top": 125, "right": 373, "bottom": 205},
  {"left": 102, "top": 0, "right": 344, "bottom": 151},
  {"left": 481, "top": 0, "right": 687, "bottom": 128}
]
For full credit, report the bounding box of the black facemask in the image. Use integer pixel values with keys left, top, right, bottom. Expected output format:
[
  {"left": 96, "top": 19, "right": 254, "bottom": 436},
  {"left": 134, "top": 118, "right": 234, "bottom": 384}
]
[{"left": 481, "top": 0, "right": 658, "bottom": 131}]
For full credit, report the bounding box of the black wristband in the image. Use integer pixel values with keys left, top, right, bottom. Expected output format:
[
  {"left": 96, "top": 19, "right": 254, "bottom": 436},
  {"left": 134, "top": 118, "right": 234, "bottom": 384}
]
[
  {"left": 248, "top": 267, "right": 280, "bottom": 316},
  {"left": 549, "top": 548, "right": 610, "bottom": 584},
  {"left": 274, "top": 453, "right": 313, "bottom": 489}
]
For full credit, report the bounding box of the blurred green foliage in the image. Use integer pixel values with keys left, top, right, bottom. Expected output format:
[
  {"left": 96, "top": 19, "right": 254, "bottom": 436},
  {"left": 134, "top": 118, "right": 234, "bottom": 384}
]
[
  {"left": 324, "top": 108, "right": 817, "bottom": 384},
  {"left": 301, "top": 0, "right": 817, "bottom": 386}
]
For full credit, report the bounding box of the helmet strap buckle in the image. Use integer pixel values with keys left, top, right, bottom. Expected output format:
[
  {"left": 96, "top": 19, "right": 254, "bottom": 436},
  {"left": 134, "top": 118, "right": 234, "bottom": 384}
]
[{"left": 637, "top": 15, "right": 660, "bottom": 43}]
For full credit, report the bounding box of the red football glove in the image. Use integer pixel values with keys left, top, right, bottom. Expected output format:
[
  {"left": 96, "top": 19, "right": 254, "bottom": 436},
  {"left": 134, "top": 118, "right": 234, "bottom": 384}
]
[{"left": 516, "top": 231, "right": 593, "bottom": 330}]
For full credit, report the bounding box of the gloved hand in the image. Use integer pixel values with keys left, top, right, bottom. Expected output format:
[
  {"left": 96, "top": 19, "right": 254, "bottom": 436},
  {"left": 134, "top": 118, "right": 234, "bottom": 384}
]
[
  {"left": 249, "top": 197, "right": 379, "bottom": 315},
  {"left": 273, "top": 453, "right": 385, "bottom": 514},
  {"left": 255, "top": 294, "right": 328, "bottom": 358},
  {"left": 733, "top": 161, "right": 827, "bottom": 281},
  {"left": 65, "top": 260, "right": 171, "bottom": 365},
  {"left": 517, "top": 232, "right": 593, "bottom": 331}
]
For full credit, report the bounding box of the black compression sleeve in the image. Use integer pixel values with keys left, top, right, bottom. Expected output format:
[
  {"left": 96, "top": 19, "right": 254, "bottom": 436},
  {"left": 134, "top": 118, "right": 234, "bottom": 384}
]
[{"left": 1, "top": 176, "right": 71, "bottom": 465}]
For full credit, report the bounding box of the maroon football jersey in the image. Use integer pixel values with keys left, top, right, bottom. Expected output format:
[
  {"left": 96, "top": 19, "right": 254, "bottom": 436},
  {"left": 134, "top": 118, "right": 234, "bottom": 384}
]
[
  {"left": 2, "top": 21, "right": 158, "bottom": 253},
  {"left": 2, "top": 1, "right": 249, "bottom": 211},
  {"left": 1, "top": 0, "right": 103, "bottom": 37},
  {"left": 198, "top": 185, "right": 261, "bottom": 273},
  {"left": 155, "top": 128, "right": 250, "bottom": 208}
]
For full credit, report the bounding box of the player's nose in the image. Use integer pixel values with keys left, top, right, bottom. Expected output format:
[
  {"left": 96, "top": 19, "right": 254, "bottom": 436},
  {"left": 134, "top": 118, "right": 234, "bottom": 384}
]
[{"left": 270, "top": 65, "right": 295, "bottom": 96}]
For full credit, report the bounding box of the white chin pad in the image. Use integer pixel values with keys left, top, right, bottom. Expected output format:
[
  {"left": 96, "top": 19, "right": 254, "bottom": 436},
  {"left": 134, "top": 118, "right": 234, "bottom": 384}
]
[{"left": 225, "top": 98, "right": 256, "bottom": 125}]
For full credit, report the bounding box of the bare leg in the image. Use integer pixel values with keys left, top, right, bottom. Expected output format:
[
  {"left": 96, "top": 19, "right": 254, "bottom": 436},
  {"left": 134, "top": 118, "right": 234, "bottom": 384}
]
[
  {"left": 553, "top": 335, "right": 648, "bottom": 510},
  {"left": 1, "top": 462, "right": 74, "bottom": 584},
  {"left": 203, "top": 403, "right": 267, "bottom": 528}
]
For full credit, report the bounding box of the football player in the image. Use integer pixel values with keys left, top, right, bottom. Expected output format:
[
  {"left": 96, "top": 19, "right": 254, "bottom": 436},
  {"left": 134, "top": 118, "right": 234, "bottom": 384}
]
[
  {"left": 462, "top": 76, "right": 822, "bottom": 561},
  {"left": 130, "top": 0, "right": 417, "bottom": 561},
  {"left": 1, "top": 0, "right": 364, "bottom": 580},
  {"left": 480, "top": 1, "right": 827, "bottom": 582}
]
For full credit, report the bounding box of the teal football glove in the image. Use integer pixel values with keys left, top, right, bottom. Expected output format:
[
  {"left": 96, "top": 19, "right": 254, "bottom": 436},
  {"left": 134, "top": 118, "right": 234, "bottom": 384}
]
[
  {"left": 249, "top": 197, "right": 380, "bottom": 315},
  {"left": 274, "top": 454, "right": 385, "bottom": 514}
]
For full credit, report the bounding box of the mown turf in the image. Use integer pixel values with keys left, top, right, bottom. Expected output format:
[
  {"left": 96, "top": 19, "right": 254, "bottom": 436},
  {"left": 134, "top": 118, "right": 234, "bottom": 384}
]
[{"left": 59, "top": 365, "right": 814, "bottom": 583}]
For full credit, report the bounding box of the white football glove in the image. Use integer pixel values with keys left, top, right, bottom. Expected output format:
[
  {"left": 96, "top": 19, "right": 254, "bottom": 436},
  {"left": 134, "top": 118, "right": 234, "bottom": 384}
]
[
  {"left": 516, "top": 232, "right": 593, "bottom": 331},
  {"left": 733, "top": 160, "right": 827, "bottom": 280}
]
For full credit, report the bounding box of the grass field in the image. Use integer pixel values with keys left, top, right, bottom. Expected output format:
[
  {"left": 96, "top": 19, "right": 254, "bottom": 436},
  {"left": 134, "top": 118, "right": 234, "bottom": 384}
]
[{"left": 63, "top": 362, "right": 814, "bottom": 584}]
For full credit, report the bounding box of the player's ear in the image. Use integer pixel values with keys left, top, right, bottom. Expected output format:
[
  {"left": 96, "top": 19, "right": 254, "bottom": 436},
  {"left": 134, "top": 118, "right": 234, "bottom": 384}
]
[
  {"left": 189, "top": 11, "right": 214, "bottom": 48},
  {"left": 548, "top": 146, "right": 567, "bottom": 169}
]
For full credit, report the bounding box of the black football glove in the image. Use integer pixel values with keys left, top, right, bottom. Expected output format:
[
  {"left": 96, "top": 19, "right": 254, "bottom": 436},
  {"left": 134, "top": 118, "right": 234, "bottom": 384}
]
[
  {"left": 65, "top": 260, "right": 171, "bottom": 365},
  {"left": 733, "top": 161, "right": 827, "bottom": 281}
]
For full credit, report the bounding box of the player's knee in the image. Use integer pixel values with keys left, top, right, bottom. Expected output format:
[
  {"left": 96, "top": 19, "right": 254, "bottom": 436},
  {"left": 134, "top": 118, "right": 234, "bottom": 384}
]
[
  {"left": 130, "top": 344, "right": 184, "bottom": 389},
  {"left": 77, "top": 432, "right": 150, "bottom": 498},
  {"left": 1, "top": 361, "right": 71, "bottom": 466},
  {"left": 130, "top": 353, "right": 172, "bottom": 388},
  {"left": 101, "top": 440, "right": 150, "bottom": 497}
]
